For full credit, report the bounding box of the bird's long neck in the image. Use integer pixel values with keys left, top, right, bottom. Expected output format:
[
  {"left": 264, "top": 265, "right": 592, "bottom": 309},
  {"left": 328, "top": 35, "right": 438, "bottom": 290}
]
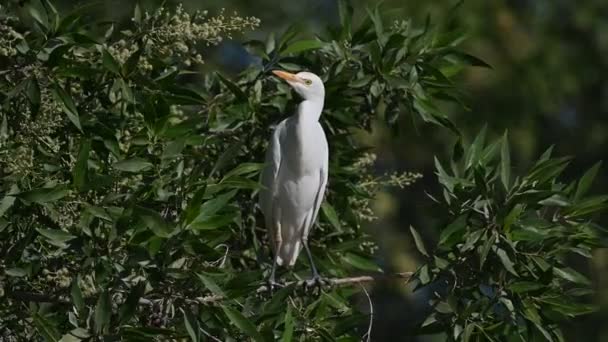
[{"left": 296, "top": 99, "right": 324, "bottom": 123}]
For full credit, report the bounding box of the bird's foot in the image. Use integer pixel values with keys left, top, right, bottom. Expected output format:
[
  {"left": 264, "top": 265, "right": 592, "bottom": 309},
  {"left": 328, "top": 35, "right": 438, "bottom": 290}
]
[
  {"left": 265, "top": 278, "right": 284, "bottom": 295},
  {"left": 302, "top": 274, "right": 329, "bottom": 297}
]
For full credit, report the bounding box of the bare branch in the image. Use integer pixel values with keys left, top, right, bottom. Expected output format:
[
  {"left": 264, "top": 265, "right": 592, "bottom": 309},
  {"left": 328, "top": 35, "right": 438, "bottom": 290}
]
[
  {"left": 4, "top": 272, "right": 413, "bottom": 306},
  {"left": 191, "top": 272, "right": 412, "bottom": 304}
]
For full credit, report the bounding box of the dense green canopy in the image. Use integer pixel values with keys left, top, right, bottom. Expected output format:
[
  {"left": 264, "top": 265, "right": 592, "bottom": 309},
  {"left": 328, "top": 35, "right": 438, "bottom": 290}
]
[{"left": 1, "top": 0, "right": 606, "bottom": 341}]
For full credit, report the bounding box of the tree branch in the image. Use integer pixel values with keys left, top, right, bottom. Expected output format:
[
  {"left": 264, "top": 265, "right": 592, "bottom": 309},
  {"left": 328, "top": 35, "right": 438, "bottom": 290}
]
[
  {"left": 146, "top": 272, "right": 413, "bottom": 305},
  {"left": 5, "top": 272, "right": 413, "bottom": 306}
]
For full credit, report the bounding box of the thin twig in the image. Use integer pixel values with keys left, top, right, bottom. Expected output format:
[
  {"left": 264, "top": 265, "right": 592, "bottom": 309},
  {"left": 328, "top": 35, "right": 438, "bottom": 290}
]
[{"left": 360, "top": 284, "right": 373, "bottom": 342}]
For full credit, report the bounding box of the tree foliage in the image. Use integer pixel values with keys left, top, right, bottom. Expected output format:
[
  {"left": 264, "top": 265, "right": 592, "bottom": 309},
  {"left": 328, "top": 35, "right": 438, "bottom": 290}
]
[
  {"left": 0, "top": 0, "right": 603, "bottom": 341},
  {"left": 412, "top": 130, "right": 605, "bottom": 341},
  {"left": 0, "top": 1, "right": 470, "bottom": 340}
]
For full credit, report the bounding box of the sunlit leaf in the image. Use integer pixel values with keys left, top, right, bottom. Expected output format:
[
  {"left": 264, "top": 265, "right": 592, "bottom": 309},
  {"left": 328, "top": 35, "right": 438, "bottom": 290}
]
[
  {"left": 18, "top": 185, "right": 70, "bottom": 203},
  {"left": 94, "top": 291, "right": 111, "bottom": 334},
  {"left": 409, "top": 225, "right": 429, "bottom": 257},
  {"left": 51, "top": 84, "right": 82, "bottom": 131},
  {"left": 281, "top": 40, "right": 324, "bottom": 55},
  {"left": 113, "top": 158, "right": 153, "bottom": 172},
  {"left": 495, "top": 247, "right": 518, "bottom": 276}
]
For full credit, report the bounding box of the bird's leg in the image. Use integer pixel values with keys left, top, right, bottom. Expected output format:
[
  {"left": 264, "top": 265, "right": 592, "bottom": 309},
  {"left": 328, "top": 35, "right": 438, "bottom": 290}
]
[
  {"left": 266, "top": 223, "right": 283, "bottom": 293},
  {"left": 301, "top": 235, "right": 329, "bottom": 295},
  {"left": 268, "top": 252, "right": 281, "bottom": 289},
  {"left": 303, "top": 237, "right": 320, "bottom": 280}
]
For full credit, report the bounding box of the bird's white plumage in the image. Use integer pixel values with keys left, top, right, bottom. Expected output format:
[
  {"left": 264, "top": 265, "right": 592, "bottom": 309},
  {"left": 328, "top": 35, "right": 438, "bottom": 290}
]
[{"left": 259, "top": 71, "right": 328, "bottom": 267}]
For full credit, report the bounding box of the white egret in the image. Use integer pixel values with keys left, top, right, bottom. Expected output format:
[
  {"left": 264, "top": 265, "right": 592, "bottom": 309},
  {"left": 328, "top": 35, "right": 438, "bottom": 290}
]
[{"left": 259, "top": 70, "right": 328, "bottom": 286}]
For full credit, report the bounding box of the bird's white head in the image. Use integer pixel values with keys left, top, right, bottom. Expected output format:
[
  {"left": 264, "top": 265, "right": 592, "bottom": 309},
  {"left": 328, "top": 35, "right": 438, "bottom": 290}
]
[{"left": 272, "top": 70, "right": 325, "bottom": 102}]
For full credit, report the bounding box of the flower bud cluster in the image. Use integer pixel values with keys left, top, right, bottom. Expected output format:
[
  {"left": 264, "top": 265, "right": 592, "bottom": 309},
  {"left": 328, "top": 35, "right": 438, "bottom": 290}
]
[
  {"left": 0, "top": 10, "right": 21, "bottom": 57},
  {"left": 108, "top": 4, "right": 260, "bottom": 71}
]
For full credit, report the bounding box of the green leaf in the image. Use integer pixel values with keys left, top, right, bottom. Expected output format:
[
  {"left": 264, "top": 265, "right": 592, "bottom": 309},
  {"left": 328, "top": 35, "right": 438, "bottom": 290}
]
[
  {"left": 534, "top": 323, "right": 554, "bottom": 342},
  {"left": 0, "top": 185, "right": 18, "bottom": 216},
  {"left": 439, "top": 214, "right": 467, "bottom": 247},
  {"left": 6, "top": 268, "right": 28, "bottom": 277},
  {"left": 445, "top": 51, "right": 492, "bottom": 68},
  {"left": 73, "top": 139, "right": 90, "bottom": 190},
  {"left": 26, "top": 2, "right": 49, "bottom": 31},
  {"left": 366, "top": 5, "right": 383, "bottom": 39},
  {"left": 27, "top": 77, "right": 41, "bottom": 115},
  {"left": 18, "top": 185, "right": 70, "bottom": 203},
  {"left": 538, "top": 194, "right": 570, "bottom": 207},
  {"left": 281, "top": 305, "right": 294, "bottom": 342},
  {"left": 120, "top": 78, "right": 135, "bottom": 103},
  {"left": 124, "top": 47, "right": 143, "bottom": 76},
  {"left": 281, "top": 40, "right": 324, "bottom": 55},
  {"left": 479, "top": 231, "right": 495, "bottom": 269},
  {"left": 210, "top": 142, "right": 243, "bottom": 177},
  {"left": 113, "top": 158, "right": 153, "bottom": 172},
  {"left": 409, "top": 226, "right": 429, "bottom": 257},
  {"left": 71, "top": 277, "right": 84, "bottom": 312},
  {"left": 421, "top": 313, "right": 438, "bottom": 327},
  {"left": 221, "top": 306, "right": 264, "bottom": 342},
  {"left": 540, "top": 296, "right": 598, "bottom": 317},
  {"left": 102, "top": 48, "right": 121, "bottom": 75},
  {"left": 418, "top": 264, "right": 430, "bottom": 284},
  {"left": 222, "top": 163, "right": 264, "bottom": 180},
  {"left": 94, "top": 291, "right": 111, "bottom": 334},
  {"left": 503, "top": 204, "right": 523, "bottom": 232},
  {"left": 509, "top": 281, "right": 544, "bottom": 293},
  {"left": 51, "top": 84, "right": 82, "bottom": 131},
  {"left": 501, "top": 132, "right": 511, "bottom": 190},
  {"left": 341, "top": 252, "right": 380, "bottom": 272},
  {"left": 119, "top": 282, "right": 145, "bottom": 324},
  {"left": 321, "top": 202, "right": 342, "bottom": 231},
  {"left": 465, "top": 126, "right": 487, "bottom": 169},
  {"left": 526, "top": 157, "right": 571, "bottom": 184},
  {"left": 58, "top": 328, "right": 90, "bottom": 342},
  {"left": 462, "top": 323, "right": 474, "bottom": 342},
  {"left": 188, "top": 214, "right": 235, "bottom": 230},
  {"left": 495, "top": 248, "right": 518, "bottom": 276},
  {"left": 574, "top": 161, "right": 601, "bottom": 200},
  {"left": 37, "top": 228, "right": 76, "bottom": 244},
  {"left": 553, "top": 267, "right": 591, "bottom": 285},
  {"left": 522, "top": 299, "right": 541, "bottom": 324},
  {"left": 216, "top": 72, "right": 246, "bottom": 100},
  {"left": 182, "top": 309, "right": 200, "bottom": 342},
  {"left": 197, "top": 272, "right": 225, "bottom": 296},
  {"left": 565, "top": 195, "right": 608, "bottom": 217},
  {"left": 33, "top": 313, "right": 60, "bottom": 342},
  {"left": 160, "top": 139, "right": 185, "bottom": 160},
  {"left": 188, "top": 190, "right": 237, "bottom": 227},
  {"left": 133, "top": 2, "right": 143, "bottom": 24},
  {"left": 136, "top": 206, "right": 172, "bottom": 238}
]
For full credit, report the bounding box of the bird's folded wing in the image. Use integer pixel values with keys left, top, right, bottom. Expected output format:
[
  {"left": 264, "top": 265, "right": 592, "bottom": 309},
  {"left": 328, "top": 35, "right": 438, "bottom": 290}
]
[
  {"left": 306, "top": 152, "right": 329, "bottom": 236},
  {"left": 259, "top": 120, "right": 286, "bottom": 218}
]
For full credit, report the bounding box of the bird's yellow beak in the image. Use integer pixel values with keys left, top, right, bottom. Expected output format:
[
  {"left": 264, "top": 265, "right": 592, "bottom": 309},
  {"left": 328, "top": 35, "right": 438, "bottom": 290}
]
[{"left": 272, "top": 70, "right": 302, "bottom": 83}]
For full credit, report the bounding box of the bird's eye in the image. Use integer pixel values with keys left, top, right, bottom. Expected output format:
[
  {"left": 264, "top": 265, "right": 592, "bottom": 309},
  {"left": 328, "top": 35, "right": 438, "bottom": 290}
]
[{"left": 304, "top": 79, "right": 312, "bottom": 85}]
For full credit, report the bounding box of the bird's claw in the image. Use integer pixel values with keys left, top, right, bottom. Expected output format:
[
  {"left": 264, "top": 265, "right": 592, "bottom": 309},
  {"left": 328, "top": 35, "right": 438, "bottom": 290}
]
[
  {"left": 265, "top": 279, "right": 284, "bottom": 295},
  {"left": 301, "top": 275, "right": 329, "bottom": 297}
]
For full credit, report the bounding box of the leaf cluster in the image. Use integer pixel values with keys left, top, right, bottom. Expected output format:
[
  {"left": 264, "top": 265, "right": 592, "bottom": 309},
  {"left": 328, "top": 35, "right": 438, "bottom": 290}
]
[
  {"left": 0, "top": 1, "right": 475, "bottom": 341},
  {"left": 411, "top": 129, "right": 605, "bottom": 341}
]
